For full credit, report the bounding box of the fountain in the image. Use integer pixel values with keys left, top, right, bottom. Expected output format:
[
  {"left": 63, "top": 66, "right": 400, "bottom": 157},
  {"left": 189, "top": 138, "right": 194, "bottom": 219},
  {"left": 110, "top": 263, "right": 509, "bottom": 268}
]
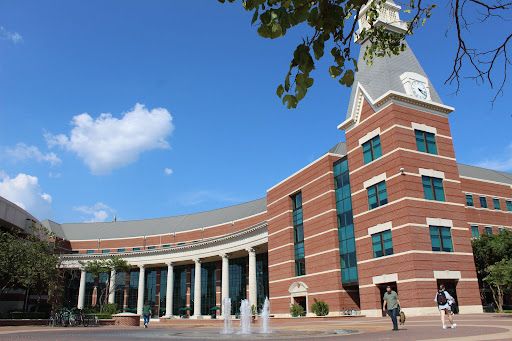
[
  {"left": 221, "top": 297, "right": 233, "bottom": 334},
  {"left": 259, "top": 297, "right": 272, "bottom": 334},
  {"left": 239, "top": 299, "right": 252, "bottom": 334}
]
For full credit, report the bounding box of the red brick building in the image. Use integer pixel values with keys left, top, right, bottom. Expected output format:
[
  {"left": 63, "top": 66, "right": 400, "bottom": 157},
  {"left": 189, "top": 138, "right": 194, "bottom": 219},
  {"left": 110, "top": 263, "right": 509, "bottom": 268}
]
[{"left": 4, "top": 0, "right": 511, "bottom": 319}]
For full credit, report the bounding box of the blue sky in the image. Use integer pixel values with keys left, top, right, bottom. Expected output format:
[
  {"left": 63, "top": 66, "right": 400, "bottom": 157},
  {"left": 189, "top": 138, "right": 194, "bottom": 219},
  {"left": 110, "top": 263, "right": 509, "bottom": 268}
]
[{"left": 1, "top": 1, "right": 511, "bottom": 223}]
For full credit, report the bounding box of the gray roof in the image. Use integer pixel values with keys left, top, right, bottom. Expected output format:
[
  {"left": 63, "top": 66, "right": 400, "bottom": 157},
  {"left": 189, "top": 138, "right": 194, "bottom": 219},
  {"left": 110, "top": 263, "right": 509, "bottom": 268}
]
[
  {"left": 346, "top": 40, "right": 443, "bottom": 120},
  {"left": 44, "top": 197, "right": 267, "bottom": 241},
  {"left": 457, "top": 164, "right": 512, "bottom": 186},
  {"left": 327, "top": 141, "right": 347, "bottom": 155}
]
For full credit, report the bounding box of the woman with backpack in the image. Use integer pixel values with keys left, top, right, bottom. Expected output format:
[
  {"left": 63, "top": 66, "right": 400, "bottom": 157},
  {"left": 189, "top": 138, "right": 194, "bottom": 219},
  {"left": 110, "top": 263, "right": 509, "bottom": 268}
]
[{"left": 434, "top": 284, "right": 457, "bottom": 329}]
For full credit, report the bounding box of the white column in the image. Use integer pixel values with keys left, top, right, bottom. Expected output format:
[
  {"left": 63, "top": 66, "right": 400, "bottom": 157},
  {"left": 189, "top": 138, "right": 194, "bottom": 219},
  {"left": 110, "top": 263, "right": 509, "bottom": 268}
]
[
  {"left": 165, "top": 262, "right": 174, "bottom": 317},
  {"left": 137, "top": 265, "right": 145, "bottom": 315},
  {"left": 221, "top": 253, "right": 230, "bottom": 314},
  {"left": 193, "top": 259, "right": 202, "bottom": 318},
  {"left": 108, "top": 269, "right": 116, "bottom": 304},
  {"left": 77, "top": 269, "right": 86, "bottom": 309},
  {"left": 248, "top": 247, "right": 257, "bottom": 307}
]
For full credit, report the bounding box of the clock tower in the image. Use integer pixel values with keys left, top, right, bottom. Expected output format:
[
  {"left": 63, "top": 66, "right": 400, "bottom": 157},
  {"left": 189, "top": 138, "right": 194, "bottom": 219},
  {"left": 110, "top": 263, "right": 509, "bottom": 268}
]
[{"left": 338, "top": 1, "right": 482, "bottom": 316}]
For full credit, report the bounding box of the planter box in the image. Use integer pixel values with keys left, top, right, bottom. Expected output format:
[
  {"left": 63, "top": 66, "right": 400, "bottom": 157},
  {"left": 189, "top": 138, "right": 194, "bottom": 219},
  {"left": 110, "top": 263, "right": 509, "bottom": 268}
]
[{"left": 112, "top": 313, "right": 140, "bottom": 326}]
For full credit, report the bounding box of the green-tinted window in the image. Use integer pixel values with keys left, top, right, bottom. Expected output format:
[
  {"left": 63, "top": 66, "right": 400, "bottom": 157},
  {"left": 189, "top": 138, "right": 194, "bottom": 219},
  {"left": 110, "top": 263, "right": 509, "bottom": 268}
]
[
  {"left": 480, "top": 196, "right": 488, "bottom": 208},
  {"left": 372, "top": 230, "right": 394, "bottom": 258},
  {"left": 485, "top": 227, "right": 493, "bottom": 234},
  {"left": 147, "top": 246, "right": 155, "bottom": 250},
  {"left": 471, "top": 226, "right": 479, "bottom": 238},
  {"left": 334, "top": 158, "right": 358, "bottom": 283},
  {"left": 422, "top": 176, "right": 445, "bottom": 201},
  {"left": 117, "top": 248, "right": 125, "bottom": 253},
  {"left": 86, "top": 250, "right": 94, "bottom": 254},
  {"left": 499, "top": 228, "right": 505, "bottom": 234},
  {"left": 429, "top": 226, "right": 453, "bottom": 252},
  {"left": 362, "top": 136, "right": 382, "bottom": 164},
  {"left": 291, "top": 192, "right": 305, "bottom": 276},
  {"left": 415, "top": 130, "right": 438, "bottom": 155},
  {"left": 71, "top": 250, "right": 79, "bottom": 254},
  {"left": 466, "top": 194, "right": 474, "bottom": 207},
  {"left": 133, "top": 247, "right": 141, "bottom": 251},
  {"left": 367, "top": 181, "right": 388, "bottom": 210},
  {"left": 493, "top": 198, "right": 501, "bottom": 210},
  {"left": 229, "top": 257, "right": 247, "bottom": 313},
  {"left": 507, "top": 201, "right": 512, "bottom": 211},
  {"left": 172, "top": 265, "right": 187, "bottom": 315},
  {"left": 163, "top": 244, "right": 171, "bottom": 248},
  {"left": 102, "top": 249, "right": 110, "bottom": 253}
]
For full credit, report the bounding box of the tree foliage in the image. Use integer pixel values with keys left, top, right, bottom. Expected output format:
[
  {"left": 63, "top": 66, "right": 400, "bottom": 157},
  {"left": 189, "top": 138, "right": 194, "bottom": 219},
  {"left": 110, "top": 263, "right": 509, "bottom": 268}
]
[
  {"left": 472, "top": 230, "right": 512, "bottom": 312},
  {"left": 0, "top": 226, "right": 60, "bottom": 298},
  {"left": 484, "top": 259, "right": 512, "bottom": 313},
  {"left": 79, "top": 256, "right": 130, "bottom": 313},
  {"left": 219, "top": 0, "right": 511, "bottom": 108}
]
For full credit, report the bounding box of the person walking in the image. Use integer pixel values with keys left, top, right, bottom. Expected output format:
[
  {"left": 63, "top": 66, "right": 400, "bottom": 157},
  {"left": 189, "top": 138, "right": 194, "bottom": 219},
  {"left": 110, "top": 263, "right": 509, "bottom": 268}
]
[
  {"left": 435, "top": 284, "right": 456, "bottom": 329},
  {"left": 382, "top": 286, "right": 401, "bottom": 331},
  {"left": 142, "top": 302, "right": 152, "bottom": 328}
]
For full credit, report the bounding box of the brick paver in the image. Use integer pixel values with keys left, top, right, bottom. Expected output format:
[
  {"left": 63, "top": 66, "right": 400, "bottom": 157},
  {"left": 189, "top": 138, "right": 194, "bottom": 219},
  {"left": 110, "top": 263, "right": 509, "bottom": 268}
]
[{"left": 0, "top": 314, "right": 510, "bottom": 340}]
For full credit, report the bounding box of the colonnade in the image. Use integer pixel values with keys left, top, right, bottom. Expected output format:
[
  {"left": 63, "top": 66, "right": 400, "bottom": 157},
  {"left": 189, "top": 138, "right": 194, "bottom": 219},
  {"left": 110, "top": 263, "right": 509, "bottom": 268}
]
[{"left": 75, "top": 247, "right": 259, "bottom": 317}]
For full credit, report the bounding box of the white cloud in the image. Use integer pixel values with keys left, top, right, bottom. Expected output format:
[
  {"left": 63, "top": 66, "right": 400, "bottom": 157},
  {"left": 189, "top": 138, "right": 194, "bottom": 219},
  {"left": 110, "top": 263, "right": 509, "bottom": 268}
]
[
  {"left": 45, "top": 103, "right": 174, "bottom": 175},
  {"left": 48, "top": 172, "right": 61, "bottom": 178},
  {"left": 477, "top": 143, "right": 512, "bottom": 172},
  {"left": 4, "top": 143, "right": 62, "bottom": 166},
  {"left": 0, "top": 26, "right": 23, "bottom": 44},
  {"left": 164, "top": 168, "right": 173, "bottom": 175},
  {"left": 73, "top": 202, "right": 115, "bottom": 223},
  {"left": 0, "top": 172, "right": 53, "bottom": 220}
]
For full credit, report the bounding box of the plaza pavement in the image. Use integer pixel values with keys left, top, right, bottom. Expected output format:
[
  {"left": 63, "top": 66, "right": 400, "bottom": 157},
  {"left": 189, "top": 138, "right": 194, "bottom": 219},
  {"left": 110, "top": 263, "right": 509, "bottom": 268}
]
[{"left": 0, "top": 313, "right": 511, "bottom": 340}]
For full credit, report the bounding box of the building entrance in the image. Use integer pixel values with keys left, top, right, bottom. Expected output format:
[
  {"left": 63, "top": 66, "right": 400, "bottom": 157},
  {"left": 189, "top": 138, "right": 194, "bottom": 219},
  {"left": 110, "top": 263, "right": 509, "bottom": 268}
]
[
  {"left": 437, "top": 279, "right": 459, "bottom": 314},
  {"left": 293, "top": 296, "right": 307, "bottom": 316},
  {"left": 378, "top": 282, "right": 398, "bottom": 317}
]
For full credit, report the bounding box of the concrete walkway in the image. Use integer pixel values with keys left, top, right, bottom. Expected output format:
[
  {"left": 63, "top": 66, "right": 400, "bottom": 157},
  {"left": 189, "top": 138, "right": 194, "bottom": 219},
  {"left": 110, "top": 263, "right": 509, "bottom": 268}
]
[{"left": 0, "top": 314, "right": 511, "bottom": 340}]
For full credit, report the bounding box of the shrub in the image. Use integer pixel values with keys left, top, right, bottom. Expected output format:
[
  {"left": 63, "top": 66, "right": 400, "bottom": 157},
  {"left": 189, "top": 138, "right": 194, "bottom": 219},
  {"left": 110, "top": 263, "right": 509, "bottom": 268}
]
[
  {"left": 102, "top": 303, "right": 119, "bottom": 315},
  {"left": 10, "top": 312, "right": 48, "bottom": 319},
  {"left": 289, "top": 303, "right": 304, "bottom": 317},
  {"left": 311, "top": 298, "right": 329, "bottom": 316}
]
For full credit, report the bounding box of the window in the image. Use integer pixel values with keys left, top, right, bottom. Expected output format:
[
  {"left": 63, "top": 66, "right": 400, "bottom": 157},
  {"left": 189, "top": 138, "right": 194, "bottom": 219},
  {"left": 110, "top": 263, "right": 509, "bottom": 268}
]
[
  {"left": 102, "top": 249, "right": 110, "bottom": 253},
  {"left": 133, "top": 247, "right": 141, "bottom": 251},
  {"left": 493, "top": 198, "right": 501, "bottom": 210},
  {"left": 465, "top": 194, "right": 474, "bottom": 207},
  {"left": 471, "top": 226, "right": 479, "bottom": 238},
  {"left": 71, "top": 250, "right": 79, "bottom": 254},
  {"left": 291, "top": 192, "right": 305, "bottom": 276},
  {"left": 372, "top": 230, "right": 393, "bottom": 258},
  {"left": 147, "top": 246, "right": 155, "bottom": 250},
  {"left": 177, "top": 243, "right": 185, "bottom": 246},
  {"left": 480, "top": 196, "right": 488, "bottom": 208},
  {"left": 362, "top": 136, "right": 382, "bottom": 164},
  {"left": 415, "top": 130, "right": 438, "bottom": 154},
  {"left": 163, "top": 244, "right": 171, "bottom": 248},
  {"left": 86, "top": 250, "right": 94, "bottom": 254},
  {"left": 117, "top": 248, "right": 125, "bottom": 253},
  {"left": 499, "top": 227, "right": 505, "bottom": 234},
  {"left": 334, "top": 158, "right": 358, "bottom": 283},
  {"left": 422, "top": 176, "right": 445, "bottom": 201},
  {"left": 429, "top": 226, "right": 453, "bottom": 252},
  {"left": 485, "top": 227, "right": 493, "bottom": 235},
  {"left": 367, "top": 181, "right": 388, "bottom": 210},
  {"left": 507, "top": 200, "right": 512, "bottom": 212}
]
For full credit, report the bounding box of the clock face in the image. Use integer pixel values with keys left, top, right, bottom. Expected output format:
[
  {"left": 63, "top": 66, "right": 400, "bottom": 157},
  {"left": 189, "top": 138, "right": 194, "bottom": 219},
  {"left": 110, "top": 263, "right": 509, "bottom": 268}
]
[{"left": 411, "top": 81, "right": 428, "bottom": 99}]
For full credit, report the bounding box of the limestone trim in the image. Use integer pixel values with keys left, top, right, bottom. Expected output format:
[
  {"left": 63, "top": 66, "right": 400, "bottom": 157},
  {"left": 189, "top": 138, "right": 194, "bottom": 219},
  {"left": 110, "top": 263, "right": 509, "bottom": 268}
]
[
  {"left": 411, "top": 122, "right": 437, "bottom": 135},
  {"left": 363, "top": 173, "right": 387, "bottom": 189},
  {"left": 302, "top": 190, "right": 335, "bottom": 206},
  {"left": 460, "top": 175, "right": 512, "bottom": 187},
  {"left": 268, "top": 210, "right": 292, "bottom": 222},
  {"left": 267, "top": 171, "right": 335, "bottom": 207},
  {"left": 267, "top": 242, "right": 294, "bottom": 253},
  {"left": 358, "top": 127, "right": 381, "bottom": 146},
  {"left": 418, "top": 168, "right": 445, "bottom": 179},
  {"left": 372, "top": 273, "right": 398, "bottom": 285},
  {"left": 357, "top": 250, "right": 474, "bottom": 265},
  {"left": 367, "top": 222, "right": 393, "bottom": 236},
  {"left": 269, "top": 268, "right": 340, "bottom": 284},
  {"left": 267, "top": 153, "right": 344, "bottom": 193},
  {"left": 426, "top": 218, "right": 453, "bottom": 228},
  {"left": 352, "top": 197, "right": 465, "bottom": 219},
  {"left": 267, "top": 226, "right": 293, "bottom": 238},
  {"left": 433, "top": 270, "right": 461, "bottom": 280},
  {"left": 302, "top": 209, "right": 336, "bottom": 224}
]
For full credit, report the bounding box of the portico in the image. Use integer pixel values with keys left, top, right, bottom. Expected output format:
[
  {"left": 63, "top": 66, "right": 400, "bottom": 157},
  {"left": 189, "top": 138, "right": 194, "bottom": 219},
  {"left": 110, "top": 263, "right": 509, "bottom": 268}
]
[{"left": 64, "top": 222, "right": 269, "bottom": 318}]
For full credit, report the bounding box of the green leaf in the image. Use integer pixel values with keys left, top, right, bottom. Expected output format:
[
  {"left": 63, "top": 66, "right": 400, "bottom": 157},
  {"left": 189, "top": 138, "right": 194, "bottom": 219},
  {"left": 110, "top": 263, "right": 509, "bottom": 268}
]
[
  {"left": 339, "top": 69, "right": 354, "bottom": 86},
  {"left": 251, "top": 9, "right": 259, "bottom": 25},
  {"left": 312, "top": 36, "right": 324, "bottom": 60},
  {"left": 276, "top": 84, "right": 284, "bottom": 98}
]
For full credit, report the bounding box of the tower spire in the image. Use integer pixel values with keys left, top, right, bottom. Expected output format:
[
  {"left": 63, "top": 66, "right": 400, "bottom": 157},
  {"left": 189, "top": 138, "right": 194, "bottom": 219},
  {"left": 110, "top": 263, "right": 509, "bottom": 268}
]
[{"left": 355, "top": 1, "right": 407, "bottom": 44}]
